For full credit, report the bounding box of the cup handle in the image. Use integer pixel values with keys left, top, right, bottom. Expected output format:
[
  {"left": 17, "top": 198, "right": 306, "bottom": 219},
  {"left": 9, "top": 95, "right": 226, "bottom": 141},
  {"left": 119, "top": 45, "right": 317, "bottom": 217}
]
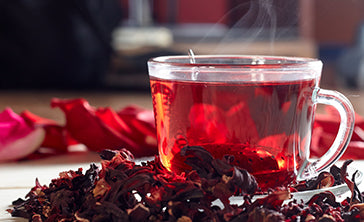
[{"left": 297, "top": 88, "right": 355, "bottom": 181}]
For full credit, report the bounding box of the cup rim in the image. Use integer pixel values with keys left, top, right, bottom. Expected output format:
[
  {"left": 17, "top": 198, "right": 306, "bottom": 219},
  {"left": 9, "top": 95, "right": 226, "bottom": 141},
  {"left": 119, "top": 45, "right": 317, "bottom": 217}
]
[{"left": 148, "top": 55, "right": 322, "bottom": 69}]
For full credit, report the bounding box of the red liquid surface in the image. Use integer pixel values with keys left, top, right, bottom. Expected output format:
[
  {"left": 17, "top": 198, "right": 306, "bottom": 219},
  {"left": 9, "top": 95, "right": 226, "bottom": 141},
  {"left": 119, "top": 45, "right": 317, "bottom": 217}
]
[{"left": 150, "top": 77, "right": 316, "bottom": 190}]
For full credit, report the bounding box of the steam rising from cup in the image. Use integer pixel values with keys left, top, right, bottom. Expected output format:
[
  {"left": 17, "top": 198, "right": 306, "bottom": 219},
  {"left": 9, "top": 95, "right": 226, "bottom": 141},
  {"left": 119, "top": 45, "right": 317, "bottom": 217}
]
[{"left": 193, "top": 0, "right": 299, "bottom": 55}]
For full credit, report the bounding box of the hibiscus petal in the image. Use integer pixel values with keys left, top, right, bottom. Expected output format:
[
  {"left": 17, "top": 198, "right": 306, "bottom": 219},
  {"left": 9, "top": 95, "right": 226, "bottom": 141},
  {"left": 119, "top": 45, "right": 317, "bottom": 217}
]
[
  {"left": 98, "top": 105, "right": 157, "bottom": 156},
  {"left": 0, "top": 108, "right": 45, "bottom": 161},
  {"left": 117, "top": 105, "right": 157, "bottom": 147},
  {"left": 20, "top": 110, "right": 77, "bottom": 152},
  {"left": 0, "top": 108, "right": 33, "bottom": 142},
  {"left": 51, "top": 98, "right": 157, "bottom": 157}
]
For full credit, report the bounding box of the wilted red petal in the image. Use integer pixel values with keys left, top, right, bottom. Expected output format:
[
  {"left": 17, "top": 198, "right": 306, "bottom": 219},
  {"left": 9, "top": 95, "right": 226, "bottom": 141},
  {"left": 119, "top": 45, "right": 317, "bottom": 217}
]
[
  {"left": 97, "top": 105, "right": 157, "bottom": 156},
  {"left": 0, "top": 108, "right": 45, "bottom": 161},
  {"left": 20, "top": 110, "right": 58, "bottom": 125},
  {"left": 20, "top": 110, "right": 77, "bottom": 152},
  {"left": 117, "top": 105, "right": 157, "bottom": 148},
  {"left": 96, "top": 107, "right": 133, "bottom": 135},
  {"left": 51, "top": 98, "right": 136, "bottom": 150},
  {"left": 51, "top": 98, "right": 157, "bottom": 157},
  {"left": 0, "top": 108, "right": 33, "bottom": 141}
]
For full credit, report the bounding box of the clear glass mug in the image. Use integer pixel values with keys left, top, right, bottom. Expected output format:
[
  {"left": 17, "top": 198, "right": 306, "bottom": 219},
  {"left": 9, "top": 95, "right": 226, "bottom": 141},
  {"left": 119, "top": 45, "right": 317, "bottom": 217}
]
[{"left": 147, "top": 55, "right": 355, "bottom": 190}]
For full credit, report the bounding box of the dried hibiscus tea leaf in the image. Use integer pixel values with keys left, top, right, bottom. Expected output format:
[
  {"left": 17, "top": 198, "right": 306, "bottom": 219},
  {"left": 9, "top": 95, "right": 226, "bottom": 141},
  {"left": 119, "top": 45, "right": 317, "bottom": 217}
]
[
  {"left": 99, "top": 149, "right": 120, "bottom": 161},
  {"left": 304, "top": 172, "right": 335, "bottom": 190},
  {"left": 247, "top": 207, "right": 285, "bottom": 222},
  {"left": 339, "top": 159, "right": 364, "bottom": 205},
  {"left": 293, "top": 162, "right": 346, "bottom": 192},
  {"left": 249, "top": 190, "right": 292, "bottom": 212},
  {"left": 181, "top": 146, "right": 258, "bottom": 196},
  {"left": 330, "top": 164, "right": 345, "bottom": 186},
  {"left": 350, "top": 170, "right": 364, "bottom": 204},
  {"left": 306, "top": 191, "right": 340, "bottom": 208},
  {"left": 8, "top": 147, "right": 364, "bottom": 222}
]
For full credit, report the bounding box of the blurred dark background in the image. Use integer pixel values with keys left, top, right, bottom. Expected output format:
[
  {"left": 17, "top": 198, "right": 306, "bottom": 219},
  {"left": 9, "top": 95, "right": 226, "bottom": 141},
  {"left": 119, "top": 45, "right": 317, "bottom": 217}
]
[{"left": 1, "top": 0, "right": 364, "bottom": 90}]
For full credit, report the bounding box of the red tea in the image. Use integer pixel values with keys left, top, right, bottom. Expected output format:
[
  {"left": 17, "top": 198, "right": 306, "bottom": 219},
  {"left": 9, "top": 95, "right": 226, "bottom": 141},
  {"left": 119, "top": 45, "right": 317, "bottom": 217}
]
[{"left": 150, "top": 77, "right": 316, "bottom": 190}]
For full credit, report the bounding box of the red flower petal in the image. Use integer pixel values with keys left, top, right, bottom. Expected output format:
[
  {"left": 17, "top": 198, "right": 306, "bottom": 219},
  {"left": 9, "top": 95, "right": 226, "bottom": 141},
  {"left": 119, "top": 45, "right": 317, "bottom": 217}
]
[
  {"left": 117, "top": 105, "right": 157, "bottom": 148},
  {"left": 0, "top": 108, "right": 45, "bottom": 161},
  {"left": 20, "top": 110, "right": 77, "bottom": 152},
  {"left": 0, "top": 108, "right": 33, "bottom": 142},
  {"left": 51, "top": 98, "right": 157, "bottom": 157}
]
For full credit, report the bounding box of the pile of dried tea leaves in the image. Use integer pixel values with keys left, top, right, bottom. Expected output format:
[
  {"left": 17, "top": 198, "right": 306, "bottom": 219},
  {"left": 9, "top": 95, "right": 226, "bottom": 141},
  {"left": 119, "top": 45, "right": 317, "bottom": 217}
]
[{"left": 8, "top": 146, "right": 364, "bottom": 221}]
